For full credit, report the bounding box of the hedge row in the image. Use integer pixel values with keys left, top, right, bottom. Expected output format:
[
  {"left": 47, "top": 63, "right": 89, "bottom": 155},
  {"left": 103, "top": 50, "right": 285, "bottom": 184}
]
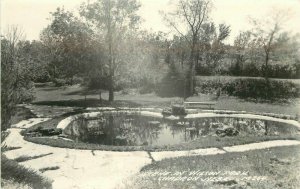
[{"left": 196, "top": 78, "right": 299, "bottom": 100}]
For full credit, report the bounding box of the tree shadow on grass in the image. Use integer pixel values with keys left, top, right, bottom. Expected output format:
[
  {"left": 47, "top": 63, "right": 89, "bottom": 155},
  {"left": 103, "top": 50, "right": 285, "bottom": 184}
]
[
  {"left": 32, "top": 98, "right": 140, "bottom": 107},
  {"left": 63, "top": 88, "right": 104, "bottom": 96},
  {"left": 39, "top": 87, "right": 64, "bottom": 91}
]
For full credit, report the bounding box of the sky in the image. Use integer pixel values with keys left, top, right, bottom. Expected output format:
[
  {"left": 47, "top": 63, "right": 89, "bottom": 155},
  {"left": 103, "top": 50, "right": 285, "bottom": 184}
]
[{"left": 1, "top": 0, "right": 300, "bottom": 43}]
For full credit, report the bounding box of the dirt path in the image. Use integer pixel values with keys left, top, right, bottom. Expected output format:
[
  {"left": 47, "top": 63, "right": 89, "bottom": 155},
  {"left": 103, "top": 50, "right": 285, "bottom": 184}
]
[{"left": 3, "top": 118, "right": 300, "bottom": 189}]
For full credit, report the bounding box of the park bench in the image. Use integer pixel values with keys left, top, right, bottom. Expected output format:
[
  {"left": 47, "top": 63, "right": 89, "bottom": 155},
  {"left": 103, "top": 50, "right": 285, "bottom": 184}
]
[{"left": 184, "top": 101, "right": 216, "bottom": 110}]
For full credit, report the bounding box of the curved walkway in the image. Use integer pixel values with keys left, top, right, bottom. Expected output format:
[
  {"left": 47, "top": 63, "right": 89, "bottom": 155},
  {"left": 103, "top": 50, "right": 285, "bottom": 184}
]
[{"left": 3, "top": 118, "right": 300, "bottom": 189}]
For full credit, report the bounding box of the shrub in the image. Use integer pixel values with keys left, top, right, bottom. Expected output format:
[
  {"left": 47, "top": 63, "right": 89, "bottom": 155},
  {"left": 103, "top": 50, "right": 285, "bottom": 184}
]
[
  {"left": 156, "top": 64, "right": 185, "bottom": 97},
  {"left": 156, "top": 77, "right": 185, "bottom": 97},
  {"left": 261, "top": 64, "right": 296, "bottom": 79},
  {"left": 195, "top": 79, "right": 223, "bottom": 94},
  {"left": 34, "top": 71, "right": 51, "bottom": 83},
  {"left": 139, "top": 86, "right": 153, "bottom": 94},
  {"left": 19, "top": 82, "right": 35, "bottom": 103},
  {"left": 228, "top": 62, "right": 300, "bottom": 79},
  {"left": 139, "top": 79, "right": 155, "bottom": 94},
  {"left": 52, "top": 78, "right": 67, "bottom": 87},
  {"left": 1, "top": 80, "right": 35, "bottom": 131},
  {"left": 223, "top": 79, "right": 299, "bottom": 100},
  {"left": 1, "top": 36, "right": 36, "bottom": 131},
  {"left": 66, "top": 76, "right": 84, "bottom": 85},
  {"left": 85, "top": 76, "right": 109, "bottom": 90}
]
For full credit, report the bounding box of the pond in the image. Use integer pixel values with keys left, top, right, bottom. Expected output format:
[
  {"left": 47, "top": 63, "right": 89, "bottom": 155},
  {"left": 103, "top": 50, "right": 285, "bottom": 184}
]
[{"left": 64, "top": 112, "right": 298, "bottom": 147}]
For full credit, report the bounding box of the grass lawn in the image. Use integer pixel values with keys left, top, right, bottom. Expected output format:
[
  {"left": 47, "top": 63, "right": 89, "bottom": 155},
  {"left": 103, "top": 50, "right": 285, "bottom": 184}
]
[
  {"left": 33, "top": 84, "right": 180, "bottom": 107},
  {"left": 125, "top": 145, "right": 300, "bottom": 189},
  {"left": 33, "top": 82, "right": 300, "bottom": 117},
  {"left": 212, "top": 96, "right": 299, "bottom": 117}
]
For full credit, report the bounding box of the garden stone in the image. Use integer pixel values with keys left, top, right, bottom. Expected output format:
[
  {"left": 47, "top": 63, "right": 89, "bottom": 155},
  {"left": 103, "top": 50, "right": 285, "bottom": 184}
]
[
  {"left": 39, "top": 128, "right": 63, "bottom": 136},
  {"left": 216, "top": 127, "right": 239, "bottom": 137},
  {"left": 162, "top": 108, "right": 172, "bottom": 117},
  {"left": 25, "top": 132, "right": 42, "bottom": 137}
]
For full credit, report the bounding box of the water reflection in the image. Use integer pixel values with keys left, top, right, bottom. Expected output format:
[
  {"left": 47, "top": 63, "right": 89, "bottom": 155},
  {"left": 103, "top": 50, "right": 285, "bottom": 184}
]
[{"left": 65, "top": 113, "right": 297, "bottom": 146}]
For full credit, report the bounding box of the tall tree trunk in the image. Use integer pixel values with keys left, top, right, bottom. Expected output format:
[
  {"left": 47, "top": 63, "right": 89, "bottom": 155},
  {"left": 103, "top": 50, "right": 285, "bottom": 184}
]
[
  {"left": 187, "top": 37, "right": 197, "bottom": 98},
  {"left": 107, "top": 0, "right": 114, "bottom": 102},
  {"left": 181, "top": 51, "right": 184, "bottom": 69},
  {"left": 264, "top": 51, "right": 269, "bottom": 79},
  {"left": 186, "top": 55, "right": 195, "bottom": 98},
  {"left": 189, "top": 60, "right": 195, "bottom": 96},
  {"left": 108, "top": 69, "right": 114, "bottom": 102}
]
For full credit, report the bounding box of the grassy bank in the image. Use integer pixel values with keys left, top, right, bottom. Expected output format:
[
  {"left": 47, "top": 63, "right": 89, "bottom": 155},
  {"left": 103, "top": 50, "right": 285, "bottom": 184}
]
[
  {"left": 125, "top": 145, "right": 300, "bottom": 189},
  {"left": 1, "top": 154, "right": 52, "bottom": 189},
  {"left": 24, "top": 134, "right": 300, "bottom": 152},
  {"left": 33, "top": 83, "right": 179, "bottom": 107},
  {"left": 2, "top": 128, "right": 52, "bottom": 188}
]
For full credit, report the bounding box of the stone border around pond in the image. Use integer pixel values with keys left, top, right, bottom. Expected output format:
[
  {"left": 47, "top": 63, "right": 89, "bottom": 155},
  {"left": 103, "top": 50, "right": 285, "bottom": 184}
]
[
  {"left": 87, "top": 107, "right": 299, "bottom": 121},
  {"left": 57, "top": 110, "right": 164, "bottom": 131},
  {"left": 57, "top": 108, "right": 300, "bottom": 131},
  {"left": 21, "top": 107, "right": 300, "bottom": 152}
]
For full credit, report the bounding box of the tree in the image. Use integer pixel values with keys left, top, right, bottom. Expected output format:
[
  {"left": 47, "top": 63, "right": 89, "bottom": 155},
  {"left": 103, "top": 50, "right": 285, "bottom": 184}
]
[
  {"left": 16, "top": 40, "right": 51, "bottom": 82},
  {"left": 41, "top": 8, "right": 95, "bottom": 81},
  {"left": 162, "top": 0, "right": 212, "bottom": 97},
  {"left": 250, "top": 9, "right": 290, "bottom": 79},
  {"left": 80, "top": 0, "right": 141, "bottom": 102},
  {"left": 1, "top": 26, "right": 35, "bottom": 130},
  {"left": 114, "top": 31, "right": 168, "bottom": 91},
  {"left": 232, "top": 31, "right": 252, "bottom": 75},
  {"left": 198, "top": 23, "right": 231, "bottom": 75}
]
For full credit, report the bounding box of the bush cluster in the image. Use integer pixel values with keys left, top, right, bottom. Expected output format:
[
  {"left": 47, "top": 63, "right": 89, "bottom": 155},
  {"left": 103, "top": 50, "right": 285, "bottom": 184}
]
[
  {"left": 155, "top": 65, "right": 185, "bottom": 97},
  {"left": 84, "top": 76, "right": 109, "bottom": 90},
  {"left": 198, "top": 62, "right": 300, "bottom": 79},
  {"left": 228, "top": 63, "right": 300, "bottom": 79},
  {"left": 52, "top": 78, "right": 67, "bottom": 87},
  {"left": 224, "top": 79, "right": 298, "bottom": 99},
  {"left": 156, "top": 78, "right": 185, "bottom": 97},
  {"left": 196, "top": 78, "right": 299, "bottom": 100},
  {"left": 33, "top": 71, "right": 51, "bottom": 83},
  {"left": 53, "top": 77, "right": 84, "bottom": 87}
]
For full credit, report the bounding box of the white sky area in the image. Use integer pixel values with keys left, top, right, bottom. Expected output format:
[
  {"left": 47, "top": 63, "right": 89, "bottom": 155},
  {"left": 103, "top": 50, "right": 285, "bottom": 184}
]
[{"left": 1, "top": 0, "right": 300, "bottom": 43}]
